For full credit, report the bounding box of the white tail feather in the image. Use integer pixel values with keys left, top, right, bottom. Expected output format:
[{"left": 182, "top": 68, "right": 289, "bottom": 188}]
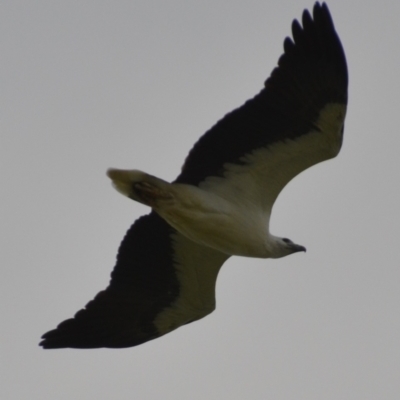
[{"left": 106, "top": 168, "right": 171, "bottom": 207}]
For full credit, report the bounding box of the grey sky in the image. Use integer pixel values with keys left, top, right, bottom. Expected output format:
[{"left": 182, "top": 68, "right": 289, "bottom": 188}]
[{"left": 2, "top": 1, "right": 399, "bottom": 399}]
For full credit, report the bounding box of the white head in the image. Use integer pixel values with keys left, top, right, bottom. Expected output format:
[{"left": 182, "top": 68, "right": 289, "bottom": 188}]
[{"left": 269, "top": 236, "right": 306, "bottom": 259}]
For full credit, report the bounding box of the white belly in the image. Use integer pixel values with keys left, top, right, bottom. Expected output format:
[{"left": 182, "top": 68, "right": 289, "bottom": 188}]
[{"left": 154, "top": 184, "right": 271, "bottom": 258}]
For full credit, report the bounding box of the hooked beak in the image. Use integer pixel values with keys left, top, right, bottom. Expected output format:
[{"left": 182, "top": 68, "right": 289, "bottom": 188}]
[{"left": 292, "top": 244, "right": 306, "bottom": 253}]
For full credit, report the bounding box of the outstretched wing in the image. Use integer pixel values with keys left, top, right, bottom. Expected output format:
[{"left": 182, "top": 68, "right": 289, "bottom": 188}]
[
  {"left": 176, "top": 3, "right": 347, "bottom": 210},
  {"left": 40, "top": 3, "right": 347, "bottom": 349},
  {"left": 40, "top": 213, "right": 228, "bottom": 349}
]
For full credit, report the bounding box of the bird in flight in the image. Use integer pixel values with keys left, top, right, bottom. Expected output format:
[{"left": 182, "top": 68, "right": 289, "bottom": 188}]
[{"left": 40, "top": 2, "right": 347, "bottom": 349}]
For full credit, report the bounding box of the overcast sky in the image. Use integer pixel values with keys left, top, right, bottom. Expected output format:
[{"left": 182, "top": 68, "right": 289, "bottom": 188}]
[{"left": 2, "top": 1, "right": 400, "bottom": 399}]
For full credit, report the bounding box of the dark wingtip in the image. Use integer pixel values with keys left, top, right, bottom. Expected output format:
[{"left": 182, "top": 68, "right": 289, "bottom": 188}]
[
  {"left": 39, "top": 326, "right": 73, "bottom": 349},
  {"left": 39, "top": 339, "right": 62, "bottom": 350}
]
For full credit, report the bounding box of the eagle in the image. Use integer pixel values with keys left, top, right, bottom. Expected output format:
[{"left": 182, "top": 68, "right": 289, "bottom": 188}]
[{"left": 40, "top": 2, "right": 347, "bottom": 349}]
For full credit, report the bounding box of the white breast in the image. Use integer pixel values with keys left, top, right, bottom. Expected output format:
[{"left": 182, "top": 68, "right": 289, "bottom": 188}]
[{"left": 154, "top": 182, "right": 272, "bottom": 257}]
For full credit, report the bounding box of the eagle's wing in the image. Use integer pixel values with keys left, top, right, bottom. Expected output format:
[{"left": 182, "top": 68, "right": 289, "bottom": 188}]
[
  {"left": 176, "top": 3, "right": 347, "bottom": 212},
  {"left": 40, "top": 213, "right": 228, "bottom": 348}
]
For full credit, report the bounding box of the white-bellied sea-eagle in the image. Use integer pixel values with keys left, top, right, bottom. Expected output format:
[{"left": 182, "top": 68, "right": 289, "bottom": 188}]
[{"left": 40, "top": 2, "right": 348, "bottom": 349}]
